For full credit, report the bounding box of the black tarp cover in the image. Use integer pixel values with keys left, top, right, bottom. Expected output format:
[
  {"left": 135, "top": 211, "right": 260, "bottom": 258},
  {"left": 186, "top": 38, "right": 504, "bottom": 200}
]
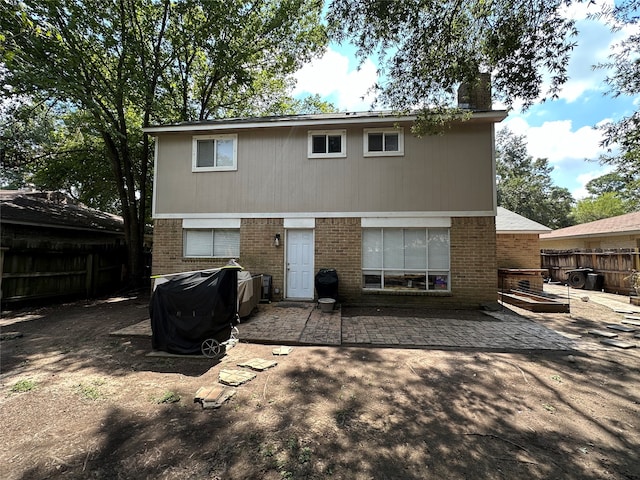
[{"left": 150, "top": 266, "right": 240, "bottom": 355}]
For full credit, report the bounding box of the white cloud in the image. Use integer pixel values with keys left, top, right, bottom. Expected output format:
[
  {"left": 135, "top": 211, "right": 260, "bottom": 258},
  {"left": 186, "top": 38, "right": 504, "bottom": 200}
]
[
  {"left": 561, "top": 0, "right": 613, "bottom": 21},
  {"left": 293, "top": 47, "right": 379, "bottom": 111},
  {"left": 500, "top": 117, "right": 606, "bottom": 164},
  {"left": 498, "top": 116, "right": 617, "bottom": 199}
]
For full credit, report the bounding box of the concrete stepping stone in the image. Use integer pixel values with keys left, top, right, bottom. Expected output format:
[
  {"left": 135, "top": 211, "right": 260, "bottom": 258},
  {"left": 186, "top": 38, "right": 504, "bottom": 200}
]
[
  {"left": 623, "top": 316, "right": 640, "bottom": 326},
  {"left": 194, "top": 386, "right": 236, "bottom": 409},
  {"left": 219, "top": 369, "right": 257, "bottom": 386},
  {"left": 588, "top": 329, "right": 618, "bottom": 338},
  {"left": 606, "top": 324, "right": 636, "bottom": 333},
  {"left": 600, "top": 339, "right": 636, "bottom": 349},
  {"left": 272, "top": 346, "right": 293, "bottom": 356},
  {"left": 237, "top": 358, "right": 278, "bottom": 371}
]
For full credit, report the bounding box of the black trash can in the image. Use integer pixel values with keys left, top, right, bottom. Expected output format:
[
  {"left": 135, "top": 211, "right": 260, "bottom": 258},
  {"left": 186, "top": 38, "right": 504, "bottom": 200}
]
[
  {"left": 585, "top": 273, "right": 604, "bottom": 291},
  {"left": 315, "top": 268, "right": 339, "bottom": 300}
]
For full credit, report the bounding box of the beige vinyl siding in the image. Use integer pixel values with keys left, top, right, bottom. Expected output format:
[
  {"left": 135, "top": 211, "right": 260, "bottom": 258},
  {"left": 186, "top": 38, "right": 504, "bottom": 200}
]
[{"left": 153, "top": 122, "right": 495, "bottom": 216}]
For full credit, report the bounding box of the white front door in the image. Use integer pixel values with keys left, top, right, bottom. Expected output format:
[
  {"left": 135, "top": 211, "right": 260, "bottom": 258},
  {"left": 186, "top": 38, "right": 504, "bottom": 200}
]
[{"left": 286, "top": 229, "right": 314, "bottom": 299}]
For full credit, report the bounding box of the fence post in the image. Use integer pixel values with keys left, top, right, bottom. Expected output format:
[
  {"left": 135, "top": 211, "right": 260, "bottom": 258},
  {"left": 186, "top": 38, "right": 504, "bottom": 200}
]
[
  {"left": 0, "top": 247, "right": 6, "bottom": 301},
  {"left": 85, "top": 253, "right": 94, "bottom": 298}
]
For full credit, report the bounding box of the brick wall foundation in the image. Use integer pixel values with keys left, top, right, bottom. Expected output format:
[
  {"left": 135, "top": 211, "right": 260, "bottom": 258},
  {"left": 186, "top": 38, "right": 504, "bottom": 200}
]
[
  {"left": 152, "top": 215, "right": 497, "bottom": 308},
  {"left": 315, "top": 218, "right": 361, "bottom": 302}
]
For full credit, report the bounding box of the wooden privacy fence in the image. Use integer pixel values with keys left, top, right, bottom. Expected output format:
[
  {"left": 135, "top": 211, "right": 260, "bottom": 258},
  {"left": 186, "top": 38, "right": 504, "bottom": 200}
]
[
  {"left": 541, "top": 249, "right": 640, "bottom": 295},
  {"left": 1, "top": 246, "right": 127, "bottom": 304}
]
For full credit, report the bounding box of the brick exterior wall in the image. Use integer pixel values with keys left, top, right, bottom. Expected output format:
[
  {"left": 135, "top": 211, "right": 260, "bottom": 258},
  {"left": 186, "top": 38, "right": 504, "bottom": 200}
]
[
  {"left": 239, "top": 218, "right": 284, "bottom": 301},
  {"left": 448, "top": 216, "right": 497, "bottom": 307},
  {"left": 496, "top": 233, "right": 544, "bottom": 293},
  {"left": 496, "top": 233, "right": 541, "bottom": 269},
  {"left": 314, "top": 218, "right": 361, "bottom": 302},
  {"left": 152, "top": 218, "right": 286, "bottom": 300},
  {"left": 152, "top": 215, "right": 497, "bottom": 308}
]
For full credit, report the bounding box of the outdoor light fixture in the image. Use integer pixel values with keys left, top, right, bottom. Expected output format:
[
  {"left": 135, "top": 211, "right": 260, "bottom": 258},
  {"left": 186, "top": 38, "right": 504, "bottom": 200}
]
[{"left": 274, "top": 233, "right": 281, "bottom": 247}]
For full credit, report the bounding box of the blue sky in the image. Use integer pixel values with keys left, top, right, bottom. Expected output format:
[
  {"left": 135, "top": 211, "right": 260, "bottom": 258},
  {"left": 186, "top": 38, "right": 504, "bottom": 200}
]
[{"left": 293, "top": 0, "right": 639, "bottom": 200}]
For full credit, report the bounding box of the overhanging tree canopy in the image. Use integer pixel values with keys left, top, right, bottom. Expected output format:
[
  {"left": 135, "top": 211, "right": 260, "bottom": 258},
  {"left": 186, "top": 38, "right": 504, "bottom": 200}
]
[
  {"left": 596, "top": 0, "right": 640, "bottom": 212},
  {"left": 328, "top": 0, "right": 580, "bottom": 127},
  {"left": 0, "top": 0, "right": 327, "bottom": 286}
]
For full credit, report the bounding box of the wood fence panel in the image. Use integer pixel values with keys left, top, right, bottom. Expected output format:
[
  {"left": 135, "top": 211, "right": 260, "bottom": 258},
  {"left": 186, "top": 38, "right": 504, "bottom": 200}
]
[
  {"left": 1, "top": 247, "right": 127, "bottom": 304},
  {"left": 541, "top": 249, "right": 639, "bottom": 295}
]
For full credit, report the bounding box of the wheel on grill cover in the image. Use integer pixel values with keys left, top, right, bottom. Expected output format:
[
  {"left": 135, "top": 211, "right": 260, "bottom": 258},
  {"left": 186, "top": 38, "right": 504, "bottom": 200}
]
[{"left": 201, "top": 338, "right": 222, "bottom": 358}]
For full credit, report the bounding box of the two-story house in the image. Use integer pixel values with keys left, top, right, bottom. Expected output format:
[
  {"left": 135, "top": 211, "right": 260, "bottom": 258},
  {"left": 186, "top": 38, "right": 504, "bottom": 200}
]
[{"left": 145, "top": 108, "right": 506, "bottom": 308}]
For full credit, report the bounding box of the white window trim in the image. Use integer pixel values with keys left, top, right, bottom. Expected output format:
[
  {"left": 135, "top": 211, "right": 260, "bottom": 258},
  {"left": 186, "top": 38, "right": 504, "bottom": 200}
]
[
  {"left": 361, "top": 227, "right": 450, "bottom": 292},
  {"left": 307, "top": 129, "right": 347, "bottom": 158},
  {"left": 363, "top": 127, "right": 404, "bottom": 157},
  {"left": 283, "top": 218, "right": 316, "bottom": 228},
  {"left": 192, "top": 133, "right": 238, "bottom": 172},
  {"left": 182, "top": 218, "right": 241, "bottom": 229},
  {"left": 183, "top": 227, "right": 240, "bottom": 258},
  {"left": 362, "top": 217, "right": 451, "bottom": 228}
]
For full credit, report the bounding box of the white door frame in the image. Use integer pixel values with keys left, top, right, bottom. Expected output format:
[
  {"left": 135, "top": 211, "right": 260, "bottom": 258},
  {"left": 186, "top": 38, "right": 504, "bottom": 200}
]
[{"left": 285, "top": 228, "right": 315, "bottom": 300}]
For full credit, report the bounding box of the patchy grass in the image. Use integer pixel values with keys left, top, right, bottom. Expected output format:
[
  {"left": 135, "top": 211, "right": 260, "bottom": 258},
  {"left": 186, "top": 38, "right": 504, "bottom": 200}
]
[
  {"left": 75, "top": 379, "right": 106, "bottom": 400},
  {"left": 11, "top": 379, "right": 37, "bottom": 393},
  {"left": 154, "top": 391, "right": 180, "bottom": 404}
]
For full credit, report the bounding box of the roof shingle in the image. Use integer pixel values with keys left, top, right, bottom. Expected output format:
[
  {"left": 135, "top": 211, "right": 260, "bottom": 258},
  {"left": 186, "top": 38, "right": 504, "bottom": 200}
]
[
  {"left": 540, "top": 211, "right": 640, "bottom": 239},
  {"left": 0, "top": 191, "right": 124, "bottom": 233}
]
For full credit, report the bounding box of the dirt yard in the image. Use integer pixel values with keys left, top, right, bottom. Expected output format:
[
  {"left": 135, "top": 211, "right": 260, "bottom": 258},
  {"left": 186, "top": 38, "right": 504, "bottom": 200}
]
[{"left": 1, "top": 293, "right": 639, "bottom": 480}]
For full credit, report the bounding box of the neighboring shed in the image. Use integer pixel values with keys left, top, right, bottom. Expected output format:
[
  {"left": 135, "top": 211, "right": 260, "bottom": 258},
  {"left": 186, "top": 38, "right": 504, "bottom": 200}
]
[
  {"left": 540, "top": 211, "right": 640, "bottom": 294},
  {"left": 539, "top": 211, "right": 640, "bottom": 250},
  {"left": 496, "top": 207, "right": 551, "bottom": 293},
  {"left": 1, "top": 190, "right": 128, "bottom": 304}
]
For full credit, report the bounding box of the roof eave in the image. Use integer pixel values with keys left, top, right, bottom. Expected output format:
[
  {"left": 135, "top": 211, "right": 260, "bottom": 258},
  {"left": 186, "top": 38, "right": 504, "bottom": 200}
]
[
  {"left": 497, "top": 230, "right": 551, "bottom": 235},
  {"left": 540, "top": 230, "right": 640, "bottom": 241},
  {"left": 143, "top": 110, "right": 508, "bottom": 134},
  {"left": 1, "top": 218, "right": 125, "bottom": 234}
]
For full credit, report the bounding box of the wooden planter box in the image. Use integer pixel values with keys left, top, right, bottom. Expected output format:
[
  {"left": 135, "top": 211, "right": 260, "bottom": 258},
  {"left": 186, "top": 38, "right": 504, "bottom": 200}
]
[{"left": 498, "top": 289, "right": 570, "bottom": 313}]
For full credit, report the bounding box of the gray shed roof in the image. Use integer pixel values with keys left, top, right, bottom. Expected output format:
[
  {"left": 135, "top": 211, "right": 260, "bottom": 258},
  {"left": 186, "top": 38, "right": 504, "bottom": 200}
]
[
  {"left": 496, "top": 207, "right": 552, "bottom": 234},
  {"left": 0, "top": 190, "right": 124, "bottom": 234}
]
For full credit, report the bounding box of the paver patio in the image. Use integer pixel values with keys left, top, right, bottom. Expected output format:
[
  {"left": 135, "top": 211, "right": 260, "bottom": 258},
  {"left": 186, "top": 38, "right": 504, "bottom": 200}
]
[{"left": 112, "top": 286, "right": 638, "bottom": 352}]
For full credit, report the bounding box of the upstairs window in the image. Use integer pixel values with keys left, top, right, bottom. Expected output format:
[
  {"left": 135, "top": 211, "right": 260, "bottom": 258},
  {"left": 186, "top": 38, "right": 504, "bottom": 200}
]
[
  {"left": 307, "top": 130, "right": 346, "bottom": 158},
  {"left": 192, "top": 134, "right": 237, "bottom": 171},
  {"left": 363, "top": 128, "right": 404, "bottom": 157}
]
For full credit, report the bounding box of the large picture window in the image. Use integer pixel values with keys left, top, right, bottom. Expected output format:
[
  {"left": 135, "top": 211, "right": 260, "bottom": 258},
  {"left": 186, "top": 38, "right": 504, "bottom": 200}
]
[
  {"left": 363, "top": 127, "right": 404, "bottom": 157},
  {"left": 307, "top": 129, "right": 346, "bottom": 158},
  {"left": 184, "top": 229, "right": 240, "bottom": 258},
  {"left": 192, "top": 134, "right": 237, "bottom": 171},
  {"left": 362, "top": 228, "right": 450, "bottom": 291}
]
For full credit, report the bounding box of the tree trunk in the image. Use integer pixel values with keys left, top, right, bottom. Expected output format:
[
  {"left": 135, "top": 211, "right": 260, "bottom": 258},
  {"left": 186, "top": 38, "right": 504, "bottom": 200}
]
[{"left": 102, "top": 130, "right": 146, "bottom": 290}]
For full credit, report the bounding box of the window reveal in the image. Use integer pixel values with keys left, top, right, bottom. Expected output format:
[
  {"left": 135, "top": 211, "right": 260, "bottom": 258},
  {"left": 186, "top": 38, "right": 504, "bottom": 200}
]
[
  {"left": 363, "top": 128, "right": 404, "bottom": 157},
  {"left": 362, "top": 228, "right": 450, "bottom": 291},
  {"left": 307, "top": 130, "right": 346, "bottom": 158},
  {"left": 184, "top": 229, "right": 240, "bottom": 258},
  {"left": 192, "top": 134, "right": 238, "bottom": 171}
]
